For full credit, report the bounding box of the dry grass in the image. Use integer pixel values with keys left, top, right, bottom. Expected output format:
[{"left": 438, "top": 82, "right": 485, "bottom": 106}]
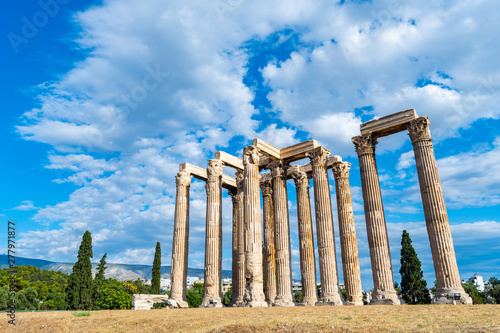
[{"left": 2, "top": 304, "right": 499, "bottom": 332}]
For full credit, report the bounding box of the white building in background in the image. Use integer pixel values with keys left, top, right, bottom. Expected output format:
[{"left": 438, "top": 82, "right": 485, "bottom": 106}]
[
  {"left": 186, "top": 276, "right": 201, "bottom": 286},
  {"left": 160, "top": 278, "right": 171, "bottom": 291},
  {"left": 469, "top": 273, "right": 485, "bottom": 292},
  {"left": 222, "top": 278, "right": 232, "bottom": 294}
]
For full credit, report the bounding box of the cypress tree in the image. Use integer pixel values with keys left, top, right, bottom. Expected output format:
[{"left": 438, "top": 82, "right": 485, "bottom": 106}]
[
  {"left": 95, "top": 253, "right": 107, "bottom": 281},
  {"left": 399, "top": 230, "right": 431, "bottom": 304},
  {"left": 66, "top": 230, "right": 94, "bottom": 310},
  {"left": 152, "top": 242, "right": 161, "bottom": 294}
]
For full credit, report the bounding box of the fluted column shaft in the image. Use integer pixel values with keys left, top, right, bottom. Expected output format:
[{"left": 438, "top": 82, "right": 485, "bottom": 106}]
[
  {"left": 270, "top": 161, "right": 295, "bottom": 306},
  {"left": 352, "top": 135, "right": 399, "bottom": 305},
  {"left": 201, "top": 159, "right": 224, "bottom": 307},
  {"left": 261, "top": 179, "right": 277, "bottom": 305},
  {"left": 332, "top": 162, "right": 363, "bottom": 306},
  {"left": 408, "top": 117, "right": 472, "bottom": 305},
  {"left": 290, "top": 167, "right": 317, "bottom": 306},
  {"left": 307, "top": 147, "right": 343, "bottom": 305},
  {"left": 232, "top": 172, "right": 245, "bottom": 306},
  {"left": 243, "top": 146, "right": 267, "bottom": 307},
  {"left": 170, "top": 170, "right": 191, "bottom": 306}
]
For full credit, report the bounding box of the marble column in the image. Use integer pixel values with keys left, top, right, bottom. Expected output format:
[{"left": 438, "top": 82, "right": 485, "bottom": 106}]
[
  {"left": 332, "top": 162, "right": 363, "bottom": 306},
  {"left": 408, "top": 117, "right": 472, "bottom": 305},
  {"left": 289, "top": 166, "right": 317, "bottom": 306},
  {"left": 352, "top": 135, "right": 400, "bottom": 305},
  {"left": 232, "top": 171, "right": 246, "bottom": 306},
  {"left": 201, "top": 159, "right": 224, "bottom": 308},
  {"left": 170, "top": 170, "right": 191, "bottom": 308},
  {"left": 261, "top": 179, "right": 277, "bottom": 305},
  {"left": 269, "top": 161, "right": 295, "bottom": 307},
  {"left": 242, "top": 146, "right": 267, "bottom": 307},
  {"left": 307, "top": 147, "right": 343, "bottom": 306}
]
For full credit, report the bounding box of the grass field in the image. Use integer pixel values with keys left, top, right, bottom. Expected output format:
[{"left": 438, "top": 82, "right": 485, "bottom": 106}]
[{"left": 2, "top": 304, "right": 499, "bottom": 332}]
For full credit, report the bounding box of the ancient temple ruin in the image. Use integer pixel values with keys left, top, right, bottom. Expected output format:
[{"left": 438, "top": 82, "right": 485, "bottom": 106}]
[{"left": 169, "top": 109, "right": 471, "bottom": 308}]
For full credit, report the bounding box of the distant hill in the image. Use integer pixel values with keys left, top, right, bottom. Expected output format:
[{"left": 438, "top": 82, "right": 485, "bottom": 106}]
[{"left": 0, "top": 254, "right": 232, "bottom": 281}]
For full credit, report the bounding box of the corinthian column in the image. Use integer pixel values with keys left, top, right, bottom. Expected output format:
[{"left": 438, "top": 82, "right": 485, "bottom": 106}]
[
  {"left": 170, "top": 170, "right": 191, "bottom": 308},
  {"left": 201, "top": 159, "right": 224, "bottom": 308},
  {"left": 243, "top": 146, "right": 267, "bottom": 307},
  {"left": 289, "top": 166, "right": 317, "bottom": 306},
  {"left": 352, "top": 135, "right": 400, "bottom": 305},
  {"left": 260, "top": 178, "right": 277, "bottom": 305},
  {"left": 408, "top": 117, "right": 472, "bottom": 305},
  {"left": 232, "top": 171, "right": 246, "bottom": 306},
  {"left": 269, "top": 161, "right": 295, "bottom": 307},
  {"left": 307, "top": 147, "right": 343, "bottom": 306},
  {"left": 332, "top": 162, "right": 363, "bottom": 306}
]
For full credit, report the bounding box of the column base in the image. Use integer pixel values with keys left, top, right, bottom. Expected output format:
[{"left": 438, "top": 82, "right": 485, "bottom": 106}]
[
  {"left": 166, "top": 300, "right": 189, "bottom": 309},
  {"left": 231, "top": 300, "right": 245, "bottom": 307},
  {"left": 200, "top": 297, "right": 223, "bottom": 308},
  {"left": 370, "top": 289, "right": 401, "bottom": 305},
  {"left": 345, "top": 298, "right": 364, "bottom": 306},
  {"left": 300, "top": 298, "right": 317, "bottom": 306},
  {"left": 316, "top": 292, "right": 344, "bottom": 306},
  {"left": 272, "top": 296, "right": 296, "bottom": 307},
  {"left": 432, "top": 287, "right": 473, "bottom": 305},
  {"left": 244, "top": 300, "right": 268, "bottom": 307}
]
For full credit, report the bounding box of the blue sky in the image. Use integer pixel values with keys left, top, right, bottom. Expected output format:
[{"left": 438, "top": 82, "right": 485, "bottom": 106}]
[{"left": 1, "top": 0, "right": 499, "bottom": 290}]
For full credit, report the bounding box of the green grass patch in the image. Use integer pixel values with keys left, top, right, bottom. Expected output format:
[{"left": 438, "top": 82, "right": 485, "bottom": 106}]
[{"left": 72, "top": 311, "right": 91, "bottom": 317}]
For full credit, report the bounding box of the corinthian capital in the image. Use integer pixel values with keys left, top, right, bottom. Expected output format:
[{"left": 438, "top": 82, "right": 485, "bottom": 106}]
[
  {"left": 207, "top": 159, "right": 224, "bottom": 183},
  {"left": 288, "top": 165, "right": 309, "bottom": 189},
  {"left": 260, "top": 179, "right": 273, "bottom": 197},
  {"left": 352, "top": 134, "right": 377, "bottom": 156},
  {"left": 236, "top": 170, "right": 244, "bottom": 192},
  {"left": 306, "top": 147, "right": 331, "bottom": 167},
  {"left": 243, "top": 145, "right": 260, "bottom": 166},
  {"left": 268, "top": 160, "right": 286, "bottom": 179},
  {"left": 408, "top": 116, "right": 431, "bottom": 142},
  {"left": 332, "top": 161, "right": 351, "bottom": 179},
  {"left": 176, "top": 170, "right": 192, "bottom": 187}
]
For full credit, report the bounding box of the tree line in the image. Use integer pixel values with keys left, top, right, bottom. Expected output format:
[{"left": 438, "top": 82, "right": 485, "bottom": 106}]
[
  {"left": 0, "top": 230, "right": 165, "bottom": 311},
  {"left": 1, "top": 229, "right": 499, "bottom": 310}
]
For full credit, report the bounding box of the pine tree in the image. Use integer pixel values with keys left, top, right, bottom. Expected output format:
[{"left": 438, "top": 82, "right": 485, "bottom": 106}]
[
  {"left": 95, "top": 253, "right": 107, "bottom": 281},
  {"left": 66, "top": 230, "right": 94, "bottom": 310},
  {"left": 399, "top": 230, "right": 431, "bottom": 304},
  {"left": 151, "top": 242, "right": 161, "bottom": 294}
]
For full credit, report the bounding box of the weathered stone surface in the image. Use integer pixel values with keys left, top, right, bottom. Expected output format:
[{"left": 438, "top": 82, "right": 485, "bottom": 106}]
[
  {"left": 180, "top": 162, "right": 237, "bottom": 190},
  {"left": 332, "top": 162, "right": 363, "bottom": 306},
  {"left": 170, "top": 170, "right": 191, "bottom": 304},
  {"left": 280, "top": 140, "right": 320, "bottom": 162},
  {"left": 243, "top": 146, "right": 267, "bottom": 307},
  {"left": 132, "top": 294, "right": 170, "bottom": 310},
  {"left": 201, "top": 159, "right": 224, "bottom": 308},
  {"left": 352, "top": 135, "right": 400, "bottom": 305},
  {"left": 269, "top": 161, "right": 295, "bottom": 307},
  {"left": 231, "top": 171, "right": 246, "bottom": 306},
  {"left": 307, "top": 147, "right": 343, "bottom": 306},
  {"left": 408, "top": 117, "right": 472, "bottom": 305},
  {"left": 215, "top": 151, "right": 244, "bottom": 171},
  {"left": 261, "top": 178, "right": 277, "bottom": 305},
  {"left": 360, "top": 109, "right": 418, "bottom": 138},
  {"left": 289, "top": 166, "right": 317, "bottom": 306}
]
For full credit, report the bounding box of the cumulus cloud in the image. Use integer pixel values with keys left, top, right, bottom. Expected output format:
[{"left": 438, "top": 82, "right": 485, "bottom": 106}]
[{"left": 13, "top": 200, "right": 39, "bottom": 211}]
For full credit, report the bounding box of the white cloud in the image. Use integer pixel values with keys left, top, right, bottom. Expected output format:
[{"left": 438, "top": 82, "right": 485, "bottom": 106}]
[
  {"left": 13, "top": 200, "right": 39, "bottom": 211},
  {"left": 257, "top": 124, "right": 298, "bottom": 148}
]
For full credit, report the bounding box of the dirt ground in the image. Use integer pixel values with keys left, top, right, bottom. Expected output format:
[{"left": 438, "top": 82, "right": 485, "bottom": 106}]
[{"left": 1, "top": 304, "right": 499, "bottom": 332}]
